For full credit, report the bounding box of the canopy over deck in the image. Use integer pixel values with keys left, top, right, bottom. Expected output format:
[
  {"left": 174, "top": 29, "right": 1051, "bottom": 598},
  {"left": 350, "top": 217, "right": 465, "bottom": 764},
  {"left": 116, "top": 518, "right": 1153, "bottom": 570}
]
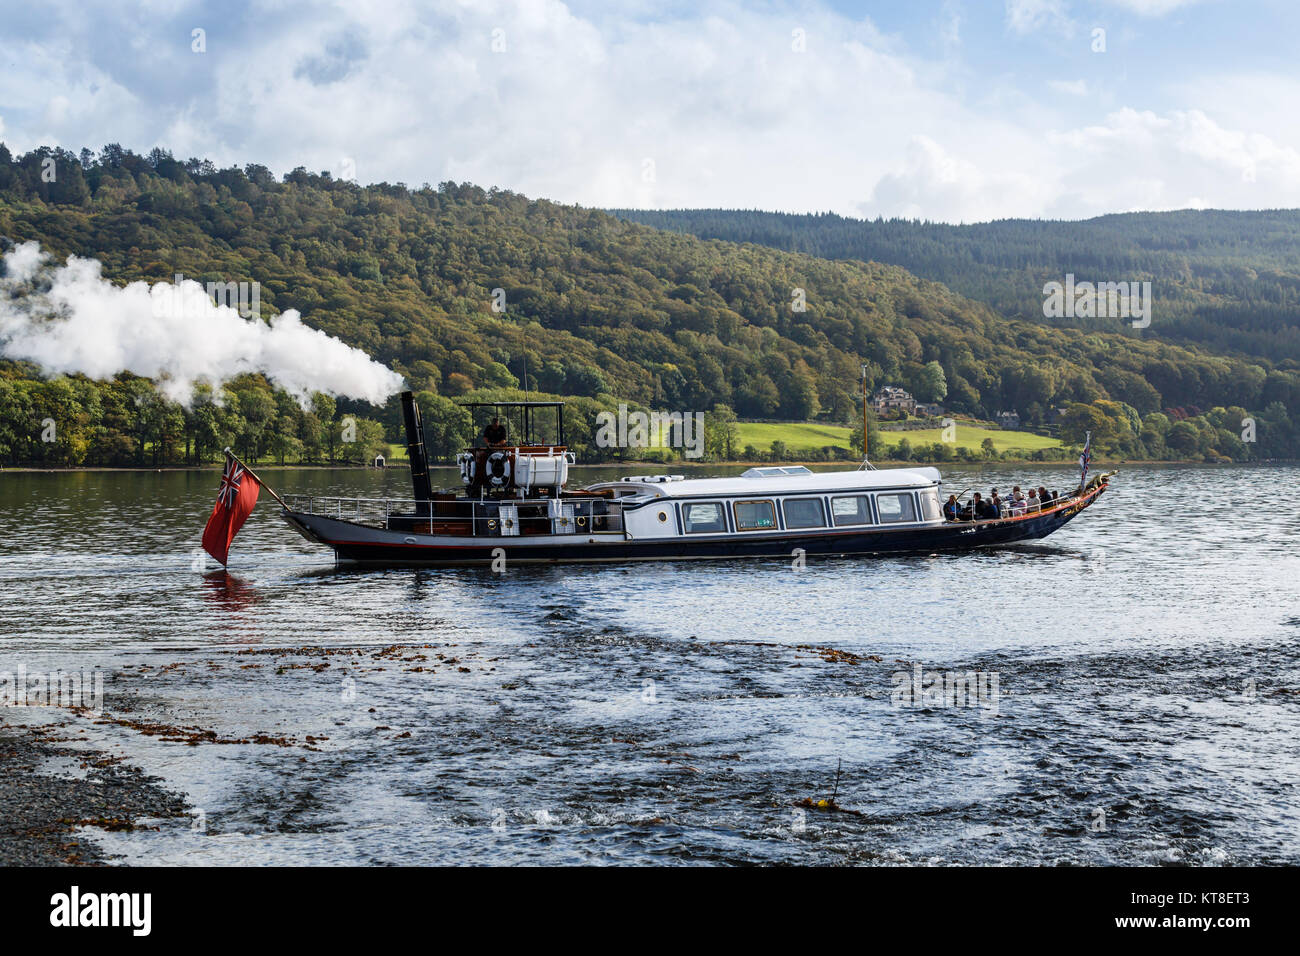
[{"left": 458, "top": 400, "right": 566, "bottom": 447}]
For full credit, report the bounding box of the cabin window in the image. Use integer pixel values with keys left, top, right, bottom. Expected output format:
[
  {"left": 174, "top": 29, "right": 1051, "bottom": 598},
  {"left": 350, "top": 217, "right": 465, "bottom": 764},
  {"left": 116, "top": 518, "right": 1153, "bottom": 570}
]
[
  {"left": 875, "top": 492, "right": 917, "bottom": 523},
  {"left": 733, "top": 499, "right": 777, "bottom": 531},
  {"left": 782, "top": 497, "right": 826, "bottom": 529},
  {"left": 919, "top": 490, "right": 941, "bottom": 521},
  {"left": 682, "top": 502, "right": 727, "bottom": 534},
  {"left": 831, "top": 495, "right": 871, "bottom": 526}
]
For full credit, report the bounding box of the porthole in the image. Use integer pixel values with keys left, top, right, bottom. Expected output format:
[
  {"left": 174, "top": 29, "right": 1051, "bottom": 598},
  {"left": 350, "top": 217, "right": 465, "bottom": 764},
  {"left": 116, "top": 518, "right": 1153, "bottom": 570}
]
[{"left": 658, "top": 511, "right": 668, "bottom": 522}]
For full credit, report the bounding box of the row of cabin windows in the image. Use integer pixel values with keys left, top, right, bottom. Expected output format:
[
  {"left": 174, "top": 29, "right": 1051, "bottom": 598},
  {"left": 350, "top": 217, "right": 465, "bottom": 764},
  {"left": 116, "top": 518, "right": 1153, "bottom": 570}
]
[{"left": 680, "top": 491, "right": 924, "bottom": 534}]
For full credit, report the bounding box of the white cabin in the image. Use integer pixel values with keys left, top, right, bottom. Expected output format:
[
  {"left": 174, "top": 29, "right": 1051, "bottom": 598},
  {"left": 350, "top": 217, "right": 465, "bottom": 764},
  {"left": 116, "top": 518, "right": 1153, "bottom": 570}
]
[{"left": 583, "top": 465, "right": 946, "bottom": 540}]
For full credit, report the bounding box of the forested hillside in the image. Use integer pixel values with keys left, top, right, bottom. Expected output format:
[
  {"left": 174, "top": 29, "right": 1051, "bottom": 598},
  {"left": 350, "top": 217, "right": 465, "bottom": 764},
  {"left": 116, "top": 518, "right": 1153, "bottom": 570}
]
[
  {"left": 1, "top": 143, "right": 1298, "bottom": 466},
  {"left": 612, "top": 208, "right": 1300, "bottom": 363}
]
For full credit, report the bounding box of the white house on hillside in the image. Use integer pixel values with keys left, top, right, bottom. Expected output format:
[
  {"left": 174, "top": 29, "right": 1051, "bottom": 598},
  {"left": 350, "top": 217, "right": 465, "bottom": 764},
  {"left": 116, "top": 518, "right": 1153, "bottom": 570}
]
[{"left": 872, "top": 386, "right": 916, "bottom": 414}]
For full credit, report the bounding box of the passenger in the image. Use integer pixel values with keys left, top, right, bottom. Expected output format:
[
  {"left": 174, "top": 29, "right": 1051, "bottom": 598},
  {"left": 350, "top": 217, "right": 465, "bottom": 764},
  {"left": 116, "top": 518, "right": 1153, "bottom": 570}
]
[
  {"left": 1026, "top": 489, "right": 1040, "bottom": 512},
  {"left": 1038, "top": 486, "right": 1051, "bottom": 506},
  {"left": 974, "top": 493, "right": 996, "bottom": 520},
  {"left": 990, "top": 491, "right": 1004, "bottom": 518},
  {"left": 483, "top": 417, "right": 508, "bottom": 446},
  {"left": 943, "top": 494, "right": 961, "bottom": 521},
  {"left": 1010, "top": 491, "right": 1026, "bottom": 515}
]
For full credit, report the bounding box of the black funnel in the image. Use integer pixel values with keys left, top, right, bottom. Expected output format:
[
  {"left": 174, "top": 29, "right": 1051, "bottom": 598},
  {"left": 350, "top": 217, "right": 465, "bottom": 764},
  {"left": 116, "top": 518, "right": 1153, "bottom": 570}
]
[{"left": 400, "top": 391, "right": 434, "bottom": 505}]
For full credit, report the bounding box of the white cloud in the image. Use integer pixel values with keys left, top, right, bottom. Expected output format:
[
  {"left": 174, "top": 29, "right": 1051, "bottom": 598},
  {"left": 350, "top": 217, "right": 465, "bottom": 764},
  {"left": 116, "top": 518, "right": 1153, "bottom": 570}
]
[
  {"left": 1049, "top": 79, "right": 1089, "bottom": 96},
  {"left": 0, "top": 36, "right": 148, "bottom": 154},
  {"left": 1103, "top": 0, "right": 1206, "bottom": 15},
  {"left": 1005, "top": 0, "right": 1075, "bottom": 36},
  {"left": 192, "top": 1, "right": 1023, "bottom": 215},
  {"left": 0, "top": 0, "right": 1297, "bottom": 223},
  {"left": 1173, "top": 72, "right": 1300, "bottom": 149},
  {"left": 1046, "top": 108, "right": 1300, "bottom": 214},
  {"left": 938, "top": 1, "right": 962, "bottom": 51},
  {"left": 863, "top": 135, "right": 1058, "bottom": 222}
]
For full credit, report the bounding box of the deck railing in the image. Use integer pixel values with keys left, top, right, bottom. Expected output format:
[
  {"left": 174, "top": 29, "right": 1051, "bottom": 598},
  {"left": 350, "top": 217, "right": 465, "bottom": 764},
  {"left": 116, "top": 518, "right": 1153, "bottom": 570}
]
[
  {"left": 947, "top": 481, "right": 1101, "bottom": 523},
  {"left": 281, "top": 494, "right": 624, "bottom": 535},
  {"left": 282, "top": 495, "right": 407, "bottom": 527}
]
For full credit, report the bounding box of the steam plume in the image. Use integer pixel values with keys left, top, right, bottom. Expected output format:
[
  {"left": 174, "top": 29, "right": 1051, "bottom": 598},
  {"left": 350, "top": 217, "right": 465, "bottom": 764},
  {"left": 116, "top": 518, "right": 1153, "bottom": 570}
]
[{"left": 0, "top": 242, "right": 404, "bottom": 405}]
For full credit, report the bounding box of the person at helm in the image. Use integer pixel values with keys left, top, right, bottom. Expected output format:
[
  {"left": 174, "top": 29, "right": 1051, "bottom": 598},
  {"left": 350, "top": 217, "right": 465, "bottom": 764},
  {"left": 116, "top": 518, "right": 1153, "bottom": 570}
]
[{"left": 483, "top": 417, "right": 507, "bottom": 446}]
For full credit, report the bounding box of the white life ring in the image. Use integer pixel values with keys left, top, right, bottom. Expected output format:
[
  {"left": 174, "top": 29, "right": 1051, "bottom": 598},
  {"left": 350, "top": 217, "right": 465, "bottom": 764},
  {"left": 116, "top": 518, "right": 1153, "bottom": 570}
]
[
  {"left": 487, "top": 451, "right": 512, "bottom": 487},
  {"left": 457, "top": 452, "right": 477, "bottom": 486}
]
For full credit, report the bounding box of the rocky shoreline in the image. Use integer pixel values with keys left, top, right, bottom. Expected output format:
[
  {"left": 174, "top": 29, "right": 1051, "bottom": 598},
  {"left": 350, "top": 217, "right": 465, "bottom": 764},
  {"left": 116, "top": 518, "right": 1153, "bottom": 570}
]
[{"left": 0, "top": 717, "right": 189, "bottom": 866}]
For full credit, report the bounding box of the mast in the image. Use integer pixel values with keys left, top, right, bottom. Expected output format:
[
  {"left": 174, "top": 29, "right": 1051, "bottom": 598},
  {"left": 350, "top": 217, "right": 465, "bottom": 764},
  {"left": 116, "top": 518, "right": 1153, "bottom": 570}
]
[{"left": 861, "top": 364, "right": 869, "bottom": 462}]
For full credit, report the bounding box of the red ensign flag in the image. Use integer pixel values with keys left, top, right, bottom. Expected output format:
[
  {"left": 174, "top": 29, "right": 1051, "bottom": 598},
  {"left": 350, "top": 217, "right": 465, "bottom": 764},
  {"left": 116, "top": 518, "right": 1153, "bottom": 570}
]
[{"left": 201, "top": 455, "right": 261, "bottom": 566}]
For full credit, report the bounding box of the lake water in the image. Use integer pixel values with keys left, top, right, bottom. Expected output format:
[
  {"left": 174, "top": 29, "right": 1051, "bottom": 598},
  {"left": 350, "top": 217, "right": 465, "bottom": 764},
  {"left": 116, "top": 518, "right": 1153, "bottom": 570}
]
[{"left": 1, "top": 463, "right": 1298, "bottom": 864}]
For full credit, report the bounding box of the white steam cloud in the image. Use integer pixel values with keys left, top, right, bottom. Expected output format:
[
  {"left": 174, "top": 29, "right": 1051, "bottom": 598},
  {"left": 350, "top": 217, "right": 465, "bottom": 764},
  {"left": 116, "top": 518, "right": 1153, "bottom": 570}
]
[{"left": 0, "top": 242, "right": 404, "bottom": 405}]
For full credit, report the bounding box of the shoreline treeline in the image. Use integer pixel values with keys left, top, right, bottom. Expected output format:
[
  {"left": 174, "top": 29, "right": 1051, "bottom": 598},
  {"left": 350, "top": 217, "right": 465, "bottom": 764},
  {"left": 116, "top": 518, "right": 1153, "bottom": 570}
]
[{"left": 1, "top": 143, "right": 1297, "bottom": 465}]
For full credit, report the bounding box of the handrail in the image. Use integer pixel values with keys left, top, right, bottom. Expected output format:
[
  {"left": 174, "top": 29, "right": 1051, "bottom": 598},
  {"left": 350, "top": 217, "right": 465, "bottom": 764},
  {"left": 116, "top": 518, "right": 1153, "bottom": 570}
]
[
  {"left": 942, "top": 483, "right": 1100, "bottom": 524},
  {"left": 281, "top": 493, "right": 625, "bottom": 536},
  {"left": 282, "top": 494, "right": 579, "bottom": 510}
]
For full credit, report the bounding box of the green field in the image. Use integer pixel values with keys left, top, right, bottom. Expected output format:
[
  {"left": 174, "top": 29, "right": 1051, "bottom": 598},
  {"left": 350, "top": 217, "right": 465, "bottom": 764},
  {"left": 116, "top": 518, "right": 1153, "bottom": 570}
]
[
  {"left": 384, "top": 421, "right": 1062, "bottom": 462},
  {"left": 734, "top": 421, "right": 1061, "bottom": 456},
  {"left": 878, "top": 425, "right": 1061, "bottom": 454},
  {"left": 732, "top": 421, "right": 855, "bottom": 450}
]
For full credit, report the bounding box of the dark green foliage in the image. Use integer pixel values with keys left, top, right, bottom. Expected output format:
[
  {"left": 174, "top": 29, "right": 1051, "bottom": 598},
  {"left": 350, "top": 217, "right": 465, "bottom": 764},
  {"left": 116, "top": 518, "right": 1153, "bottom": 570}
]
[
  {"left": 612, "top": 207, "right": 1300, "bottom": 362},
  {"left": 0, "top": 369, "right": 390, "bottom": 468},
  {"left": 1, "top": 144, "right": 1298, "bottom": 465}
]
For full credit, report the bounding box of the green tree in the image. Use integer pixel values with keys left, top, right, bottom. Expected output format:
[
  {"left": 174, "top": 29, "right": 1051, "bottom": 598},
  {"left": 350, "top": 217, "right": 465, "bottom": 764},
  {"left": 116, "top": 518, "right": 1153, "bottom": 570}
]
[
  {"left": 914, "top": 360, "right": 949, "bottom": 403},
  {"left": 309, "top": 393, "right": 337, "bottom": 462},
  {"left": 1166, "top": 420, "right": 1202, "bottom": 456},
  {"left": 420, "top": 393, "right": 474, "bottom": 461},
  {"left": 705, "top": 403, "right": 739, "bottom": 459}
]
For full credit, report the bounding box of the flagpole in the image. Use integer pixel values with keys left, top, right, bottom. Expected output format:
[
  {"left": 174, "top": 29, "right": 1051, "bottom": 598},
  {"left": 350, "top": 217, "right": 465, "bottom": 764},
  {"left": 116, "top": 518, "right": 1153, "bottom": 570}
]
[
  {"left": 1078, "top": 430, "right": 1091, "bottom": 494},
  {"left": 222, "top": 447, "right": 291, "bottom": 510},
  {"left": 861, "top": 364, "right": 869, "bottom": 464}
]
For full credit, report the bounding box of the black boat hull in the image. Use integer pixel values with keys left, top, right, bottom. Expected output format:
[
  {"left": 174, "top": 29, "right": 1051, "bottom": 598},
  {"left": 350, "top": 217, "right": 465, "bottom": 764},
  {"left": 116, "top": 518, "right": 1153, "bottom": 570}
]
[{"left": 283, "top": 482, "right": 1109, "bottom": 566}]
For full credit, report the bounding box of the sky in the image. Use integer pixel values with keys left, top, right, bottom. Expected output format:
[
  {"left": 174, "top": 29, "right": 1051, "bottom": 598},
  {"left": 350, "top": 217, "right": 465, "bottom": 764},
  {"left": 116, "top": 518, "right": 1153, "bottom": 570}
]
[{"left": 1, "top": 0, "right": 1298, "bottom": 222}]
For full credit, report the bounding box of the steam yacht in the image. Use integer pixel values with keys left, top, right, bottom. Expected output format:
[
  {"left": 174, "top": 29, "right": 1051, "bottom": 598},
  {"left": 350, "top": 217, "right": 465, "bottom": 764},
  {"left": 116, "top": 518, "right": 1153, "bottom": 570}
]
[{"left": 280, "top": 392, "right": 1112, "bottom": 565}]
